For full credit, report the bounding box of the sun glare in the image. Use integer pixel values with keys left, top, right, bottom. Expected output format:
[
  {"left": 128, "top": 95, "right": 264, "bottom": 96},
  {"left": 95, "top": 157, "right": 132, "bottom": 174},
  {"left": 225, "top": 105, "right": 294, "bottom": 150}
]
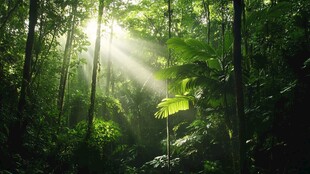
[
  {"left": 84, "top": 19, "right": 97, "bottom": 42},
  {"left": 84, "top": 19, "right": 126, "bottom": 43}
]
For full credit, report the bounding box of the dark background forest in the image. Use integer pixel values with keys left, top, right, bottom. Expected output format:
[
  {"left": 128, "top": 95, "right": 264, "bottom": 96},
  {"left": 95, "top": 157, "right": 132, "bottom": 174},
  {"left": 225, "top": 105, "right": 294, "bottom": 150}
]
[{"left": 0, "top": 0, "right": 309, "bottom": 173}]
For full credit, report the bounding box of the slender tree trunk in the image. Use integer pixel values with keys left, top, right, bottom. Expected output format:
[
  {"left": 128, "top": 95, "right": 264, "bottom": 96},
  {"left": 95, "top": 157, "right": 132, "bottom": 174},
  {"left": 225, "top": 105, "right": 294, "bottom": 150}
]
[
  {"left": 106, "top": 19, "right": 114, "bottom": 96},
  {"left": 111, "top": 65, "right": 115, "bottom": 96},
  {"left": 233, "top": 0, "right": 248, "bottom": 174},
  {"left": 32, "top": 29, "right": 57, "bottom": 89},
  {"left": 242, "top": 0, "right": 250, "bottom": 71},
  {"left": 221, "top": 1, "right": 226, "bottom": 63},
  {"left": 166, "top": 0, "right": 172, "bottom": 172},
  {"left": 220, "top": 2, "right": 237, "bottom": 172},
  {"left": 8, "top": 0, "right": 38, "bottom": 157},
  {"left": 57, "top": 4, "right": 77, "bottom": 125},
  {"left": 202, "top": 0, "right": 211, "bottom": 44},
  {"left": 86, "top": 0, "right": 104, "bottom": 140},
  {"left": 207, "top": 0, "right": 210, "bottom": 44}
]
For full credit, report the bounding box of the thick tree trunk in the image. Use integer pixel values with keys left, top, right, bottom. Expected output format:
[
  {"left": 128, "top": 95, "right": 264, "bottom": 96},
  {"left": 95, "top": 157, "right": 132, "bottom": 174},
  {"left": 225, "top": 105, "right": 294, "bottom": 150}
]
[
  {"left": 86, "top": 0, "right": 104, "bottom": 139},
  {"left": 8, "top": 0, "right": 38, "bottom": 157},
  {"left": 233, "top": 0, "right": 248, "bottom": 174},
  {"left": 18, "top": 0, "right": 38, "bottom": 119}
]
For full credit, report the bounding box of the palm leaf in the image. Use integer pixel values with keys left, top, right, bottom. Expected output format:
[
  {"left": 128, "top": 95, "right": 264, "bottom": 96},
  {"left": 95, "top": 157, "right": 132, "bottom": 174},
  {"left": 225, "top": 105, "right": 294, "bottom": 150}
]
[
  {"left": 169, "top": 76, "right": 219, "bottom": 94},
  {"left": 167, "top": 38, "right": 216, "bottom": 62},
  {"left": 207, "top": 58, "right": 222, "bottom": 71},
  {"left": 155, "top": 95, "right": 195, "bottom": 119},
  {"left": 154, "top": 63, "right": 211, "bottom": 80}
]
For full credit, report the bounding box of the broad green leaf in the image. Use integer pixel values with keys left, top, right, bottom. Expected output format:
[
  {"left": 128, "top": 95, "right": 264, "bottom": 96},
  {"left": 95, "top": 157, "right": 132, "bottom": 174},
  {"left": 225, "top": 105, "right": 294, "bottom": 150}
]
[{"left": 155, "top": 95, "right": 195, "bottom": 119}]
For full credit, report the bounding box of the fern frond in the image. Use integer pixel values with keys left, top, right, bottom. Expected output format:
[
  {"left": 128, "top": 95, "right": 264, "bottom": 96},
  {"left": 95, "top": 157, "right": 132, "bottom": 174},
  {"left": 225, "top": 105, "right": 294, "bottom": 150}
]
[{"left": 155, "top": 95, "right": 195, "bottom": 119}]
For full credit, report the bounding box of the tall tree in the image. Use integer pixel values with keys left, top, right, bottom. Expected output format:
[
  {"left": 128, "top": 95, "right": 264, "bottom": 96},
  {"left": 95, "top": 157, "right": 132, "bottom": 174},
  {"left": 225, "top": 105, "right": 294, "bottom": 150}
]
[
  {"left": 166, "top": 0, "right": 172, "bottom": 172},
  {"left": 86, "top": 0, "right": 104, "bottom": 139},
  {"left": 8, "top": 0, "right": 38, "bottom": 155},
  {"left": 202, "top": 0, "right": 211, "bottom": 44},
  {"left": 17, "top": 0, "right": 38, "bottom": 121},
  {"left": 233, "top": 0, "right": 247, "bottom": 174},
  {"left": 106, "top": 19, "right": 114, "bottom": 96},
  {"left": 57, "top": 1, "right": 77, "bottom": 125}
]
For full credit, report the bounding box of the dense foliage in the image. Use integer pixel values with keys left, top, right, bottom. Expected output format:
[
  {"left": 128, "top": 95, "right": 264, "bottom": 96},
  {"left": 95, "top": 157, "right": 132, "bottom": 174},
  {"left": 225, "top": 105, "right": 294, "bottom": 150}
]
[{"left": 0, "top": 0, "right": 309, "bottom": 173}]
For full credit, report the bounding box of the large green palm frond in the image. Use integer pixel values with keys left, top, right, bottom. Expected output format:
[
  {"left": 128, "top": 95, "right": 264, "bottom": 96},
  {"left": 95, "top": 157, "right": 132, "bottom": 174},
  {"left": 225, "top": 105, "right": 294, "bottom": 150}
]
[
  {"left": 169, "top": 76, "right": 219, "bottom": 95},
  {"left": 155, "top": 63, "right": 212, "bottom": 80},
  {"left": 155, "top": 62, "right": 222, "bottom": 95},
  {"left": 154, "top": 38, "right": 225, "bottom": 119},
  {"left": 167, "top": 38, "right": 217, "bottom": 62},
  {"left": 155, "top": 95, "right": 195, "bottom": 119}
]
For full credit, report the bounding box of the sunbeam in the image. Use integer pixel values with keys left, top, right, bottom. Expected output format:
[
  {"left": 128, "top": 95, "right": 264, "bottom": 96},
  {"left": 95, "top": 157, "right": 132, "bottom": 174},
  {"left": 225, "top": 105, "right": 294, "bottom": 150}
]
[
  {"left": 109, "top": 45, "right": 166, "bottom": 95},
  {"left": 80, "top": 19, "right": 166, "bottom": 96}
]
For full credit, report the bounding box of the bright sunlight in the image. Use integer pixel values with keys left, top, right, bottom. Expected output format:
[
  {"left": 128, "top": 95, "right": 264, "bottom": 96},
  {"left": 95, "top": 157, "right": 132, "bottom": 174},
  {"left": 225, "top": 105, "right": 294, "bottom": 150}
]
[
  {"left": 84, "top": 19, "right": 126, "bottom": 43},
  {"left": 81, "top": 18, "right": 166, "bottom": 95}
]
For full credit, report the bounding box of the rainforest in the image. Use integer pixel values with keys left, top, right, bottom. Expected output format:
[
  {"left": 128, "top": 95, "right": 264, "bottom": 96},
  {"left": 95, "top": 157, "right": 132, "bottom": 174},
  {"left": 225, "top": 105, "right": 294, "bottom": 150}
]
[{"left": 0, "top": 0, "right": 309, "bottom": 173}]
